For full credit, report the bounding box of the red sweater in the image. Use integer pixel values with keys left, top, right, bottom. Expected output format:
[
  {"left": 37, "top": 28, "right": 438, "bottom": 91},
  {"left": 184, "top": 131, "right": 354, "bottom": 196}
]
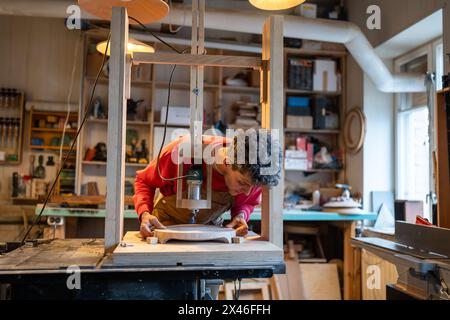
[{"left": 134, "top": 135, "right": 261, "bottom": 221}]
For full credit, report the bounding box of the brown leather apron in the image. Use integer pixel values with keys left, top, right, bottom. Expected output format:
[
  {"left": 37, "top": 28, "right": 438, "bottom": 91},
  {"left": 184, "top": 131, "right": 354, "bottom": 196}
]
[{"left": 152, "top": 190, "right": 234, "bottom": 226}]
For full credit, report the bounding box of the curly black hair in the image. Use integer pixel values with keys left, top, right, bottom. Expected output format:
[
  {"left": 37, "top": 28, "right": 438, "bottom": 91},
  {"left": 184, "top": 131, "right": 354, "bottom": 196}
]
[{"left": 230, "top": 129, "right": 282, "bottom": 187}]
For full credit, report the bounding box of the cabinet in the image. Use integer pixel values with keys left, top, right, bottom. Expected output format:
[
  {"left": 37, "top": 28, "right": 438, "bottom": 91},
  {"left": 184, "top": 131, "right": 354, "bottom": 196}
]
[{"left": 283, "top": 47, "right": 347, "bottom": 197}]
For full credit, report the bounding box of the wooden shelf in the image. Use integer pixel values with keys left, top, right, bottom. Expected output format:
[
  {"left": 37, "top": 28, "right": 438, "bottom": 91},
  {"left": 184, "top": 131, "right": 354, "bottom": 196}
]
[
  {"left": 31, "top": 127, "right": 77, "bottom": 133},
  {"left": 284, "top": 47, "right": 347, "bottom": 58},
  {"left": 285, "top": 168, "right": 342, "bottom": 173},
  {"left": 284, "top": 129, "right": 340, "bottom": 134},
  {"left": 285, "top": 88, "right": 342, "bottom": 96},
  {"left": 29, "top": 110, "right": 77, "bottom": 117},
  {"left": 30, "top": 145, "right": 73, "bottom": 151},
  {"left": 86, "top": 76, "right": 153, "bottom": 87},
  {"left": 222, "top": 85, "right": 260, "bottom": 94},
  {"left": 82, "top": 161, "right": 148, "bottom": 167},
  {"left": 153, "top": 123, "right": 190, "bottom": 128},
  {"left": 154, "top": 81, "right": 219, "bottom": 90},
  {"left": 86, "top": 119, "right": 151, "bottom": 126}
]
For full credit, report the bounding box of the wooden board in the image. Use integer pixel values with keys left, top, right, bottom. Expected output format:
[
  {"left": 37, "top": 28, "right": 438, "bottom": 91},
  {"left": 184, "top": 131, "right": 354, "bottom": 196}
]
[
  {"left": 49, "top": 195, "right": 134, "bottom": 206},
  {"left": 108, "top": 231, "right": 284, "bottom": 267},
  {"left": 260, "top": 15, "right": 284, "bottom": 249},
  {"left": 134, "top": 52, "right": 261, "bottom": 69},
  {"left": 361, "top": 249, "right": 398, "bottom": 300},
  {"left": 154, "top": 225, "right": 235, "bottom": 244},
  {"left": 0, "top": 239, "right": 104, "bottom": 271},
  {"left": 436, "top": 91, "right": 450, "bottom": 228},
  {"left": 105, "top": 7, "right": 128, "bottom": 252},
  {"left": 298, "top": 263, "right": 342, "bottom": 300},
  {"left": 223, "top": 279, "right": 271, "bottom": 300}
]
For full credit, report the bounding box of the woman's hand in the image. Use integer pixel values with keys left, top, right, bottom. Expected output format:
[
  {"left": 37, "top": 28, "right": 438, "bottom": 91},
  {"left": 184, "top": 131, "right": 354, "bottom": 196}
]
[
  {"left": 140, "top": 212, "right": 166, "bottom": 238},
  {"left": 225, "top": 212, "right": 248, "bottom": 236}
]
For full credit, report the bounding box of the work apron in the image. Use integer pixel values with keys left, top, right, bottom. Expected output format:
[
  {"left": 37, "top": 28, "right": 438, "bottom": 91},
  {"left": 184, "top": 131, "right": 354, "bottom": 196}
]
[{"left": 151, "top": 190, "right": 234, "bottom": 226}]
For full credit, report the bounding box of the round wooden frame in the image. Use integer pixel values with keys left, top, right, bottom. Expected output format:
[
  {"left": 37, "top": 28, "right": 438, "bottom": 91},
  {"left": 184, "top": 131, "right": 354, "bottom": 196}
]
[
  {"left": 343, "top": 107, "right": 366, "bottom": 154},
  {"left": 78, "top": 0, "right": 169, "bottom": 24}
]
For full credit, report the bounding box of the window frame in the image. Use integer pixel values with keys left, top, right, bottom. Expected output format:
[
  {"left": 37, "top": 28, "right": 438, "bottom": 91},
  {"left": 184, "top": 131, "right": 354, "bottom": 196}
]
[{"left": 394, "top": 37, "right": 443, "bottom": 214}]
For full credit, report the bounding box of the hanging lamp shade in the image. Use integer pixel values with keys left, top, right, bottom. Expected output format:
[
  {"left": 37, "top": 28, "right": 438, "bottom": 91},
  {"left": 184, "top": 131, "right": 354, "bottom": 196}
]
[
  {"left": 78, "top": 0, "right": 169, "bottom": 24},
  {"left": 249, "top": 0, "right": 305, "bottom": 10},
  {"left": 96, "top": 38, "right": 155, "bottom": 56}
]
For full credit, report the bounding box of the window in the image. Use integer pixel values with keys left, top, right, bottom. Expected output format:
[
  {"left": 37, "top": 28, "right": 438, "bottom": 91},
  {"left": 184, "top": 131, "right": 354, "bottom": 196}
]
[{"left": 395, "top": 39, "right": 443, "bottom": 220}]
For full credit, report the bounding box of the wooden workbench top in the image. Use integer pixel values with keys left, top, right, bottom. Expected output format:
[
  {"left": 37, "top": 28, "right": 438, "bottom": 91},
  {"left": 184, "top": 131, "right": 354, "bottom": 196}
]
[{"left": 105, "top": 232, "right": 284, "bottom": 268}]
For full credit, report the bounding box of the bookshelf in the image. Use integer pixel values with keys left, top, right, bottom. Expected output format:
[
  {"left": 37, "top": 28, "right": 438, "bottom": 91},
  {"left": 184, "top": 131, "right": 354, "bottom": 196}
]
[{"left": 284, "top": 45, "right": 347, "bottom": 189}]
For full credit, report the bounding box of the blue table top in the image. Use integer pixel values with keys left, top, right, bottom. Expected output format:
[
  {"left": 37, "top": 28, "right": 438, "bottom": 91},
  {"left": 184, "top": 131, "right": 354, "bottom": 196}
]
[{"left": 36, "top": 206, "right": 377, "bottom": 222}]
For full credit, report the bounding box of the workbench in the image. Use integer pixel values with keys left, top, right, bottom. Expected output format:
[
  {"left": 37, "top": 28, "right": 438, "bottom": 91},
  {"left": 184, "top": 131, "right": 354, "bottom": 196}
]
[
  {"left": 35, "top": 205, "right": 376, "bottom": 300},
  {"left": 0, "top": 237, "right": 283, "bottom": 299}
]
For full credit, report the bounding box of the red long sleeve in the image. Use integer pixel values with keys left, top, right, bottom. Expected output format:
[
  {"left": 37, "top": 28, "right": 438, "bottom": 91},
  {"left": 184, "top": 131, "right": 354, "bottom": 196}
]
[
  {"left": 133, "top": 136, "right": 262, "bottom": 222},
  {"left": 133, "top": 140, "right": 179, "bottom": 220}
]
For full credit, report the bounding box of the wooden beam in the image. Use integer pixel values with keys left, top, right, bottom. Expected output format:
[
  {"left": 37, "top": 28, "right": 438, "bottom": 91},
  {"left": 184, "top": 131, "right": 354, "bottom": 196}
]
[
  {"left": 190, "top": 0, "right": 204, "bottom": 163},
  {"left": 260, "top": 16, "right": 284, "bottom": 249},
  {"left": 105, "top": 7, "right": 129, "bottom": 252},
  {"left": 133, "top": 52, "right": 262, "bottom": 69},
  {"left": 436, "top": 91, "right": 450, "bottom": 228}
]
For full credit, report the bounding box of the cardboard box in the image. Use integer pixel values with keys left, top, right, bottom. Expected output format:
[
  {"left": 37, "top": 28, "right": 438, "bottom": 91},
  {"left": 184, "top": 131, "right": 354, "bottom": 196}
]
[
  {"left": 160, "top": 106, "right": 190, "bottom": 125},
  {"left": 287, "top": 116, "right": 313, "bottom": 129},
  {"left": 313, "top": 60, "right": 337, "bottom": 92}
]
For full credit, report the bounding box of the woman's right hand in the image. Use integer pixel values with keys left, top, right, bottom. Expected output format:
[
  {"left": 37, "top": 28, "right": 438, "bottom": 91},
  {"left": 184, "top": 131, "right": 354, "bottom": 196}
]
[{"left": 140, "top": 212, "right": 166, "bottom": 238}]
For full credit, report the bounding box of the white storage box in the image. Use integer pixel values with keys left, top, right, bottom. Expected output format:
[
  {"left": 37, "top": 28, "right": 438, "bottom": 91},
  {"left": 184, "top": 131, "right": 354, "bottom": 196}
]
[
  {"left": 285, "top": 158, "right": 308, "bottom": 171},
  {"left": 160, "top": 106, "right": 190, "bottom": 125},
  {"left": 313, "top": 60, "right": 337, "bottom": 92},
  {"left": 285, "top": 149, "right": 308, "bottom": 159}
]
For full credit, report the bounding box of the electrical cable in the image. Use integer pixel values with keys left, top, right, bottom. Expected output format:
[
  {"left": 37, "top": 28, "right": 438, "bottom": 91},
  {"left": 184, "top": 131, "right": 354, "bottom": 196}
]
[
  {"left": 59, "top": 33, "right": 81, "bottom": 165},
  {"left": 20, "top": 33, "right": 112, "bottom": 245},
  {"left": 129, "top": 16, "right": 184, "bottom": 54}
]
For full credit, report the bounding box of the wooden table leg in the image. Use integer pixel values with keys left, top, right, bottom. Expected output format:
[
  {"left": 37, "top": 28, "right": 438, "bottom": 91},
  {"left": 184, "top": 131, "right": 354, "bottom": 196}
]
[{"left": 343, "top": 221, "right": 361, "bottom": 300}]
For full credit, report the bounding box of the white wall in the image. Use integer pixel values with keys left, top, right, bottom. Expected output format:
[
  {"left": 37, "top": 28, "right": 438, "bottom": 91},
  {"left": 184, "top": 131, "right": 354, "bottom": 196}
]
[{"left": 362, "top": 70, "right": 395, "bottom": 211}]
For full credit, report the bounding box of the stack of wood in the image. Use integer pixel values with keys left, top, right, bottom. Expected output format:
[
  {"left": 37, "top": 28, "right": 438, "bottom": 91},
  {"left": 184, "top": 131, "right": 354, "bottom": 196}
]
[{"left": 230, "top": 101, "right": 261, "bottom": 129}]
